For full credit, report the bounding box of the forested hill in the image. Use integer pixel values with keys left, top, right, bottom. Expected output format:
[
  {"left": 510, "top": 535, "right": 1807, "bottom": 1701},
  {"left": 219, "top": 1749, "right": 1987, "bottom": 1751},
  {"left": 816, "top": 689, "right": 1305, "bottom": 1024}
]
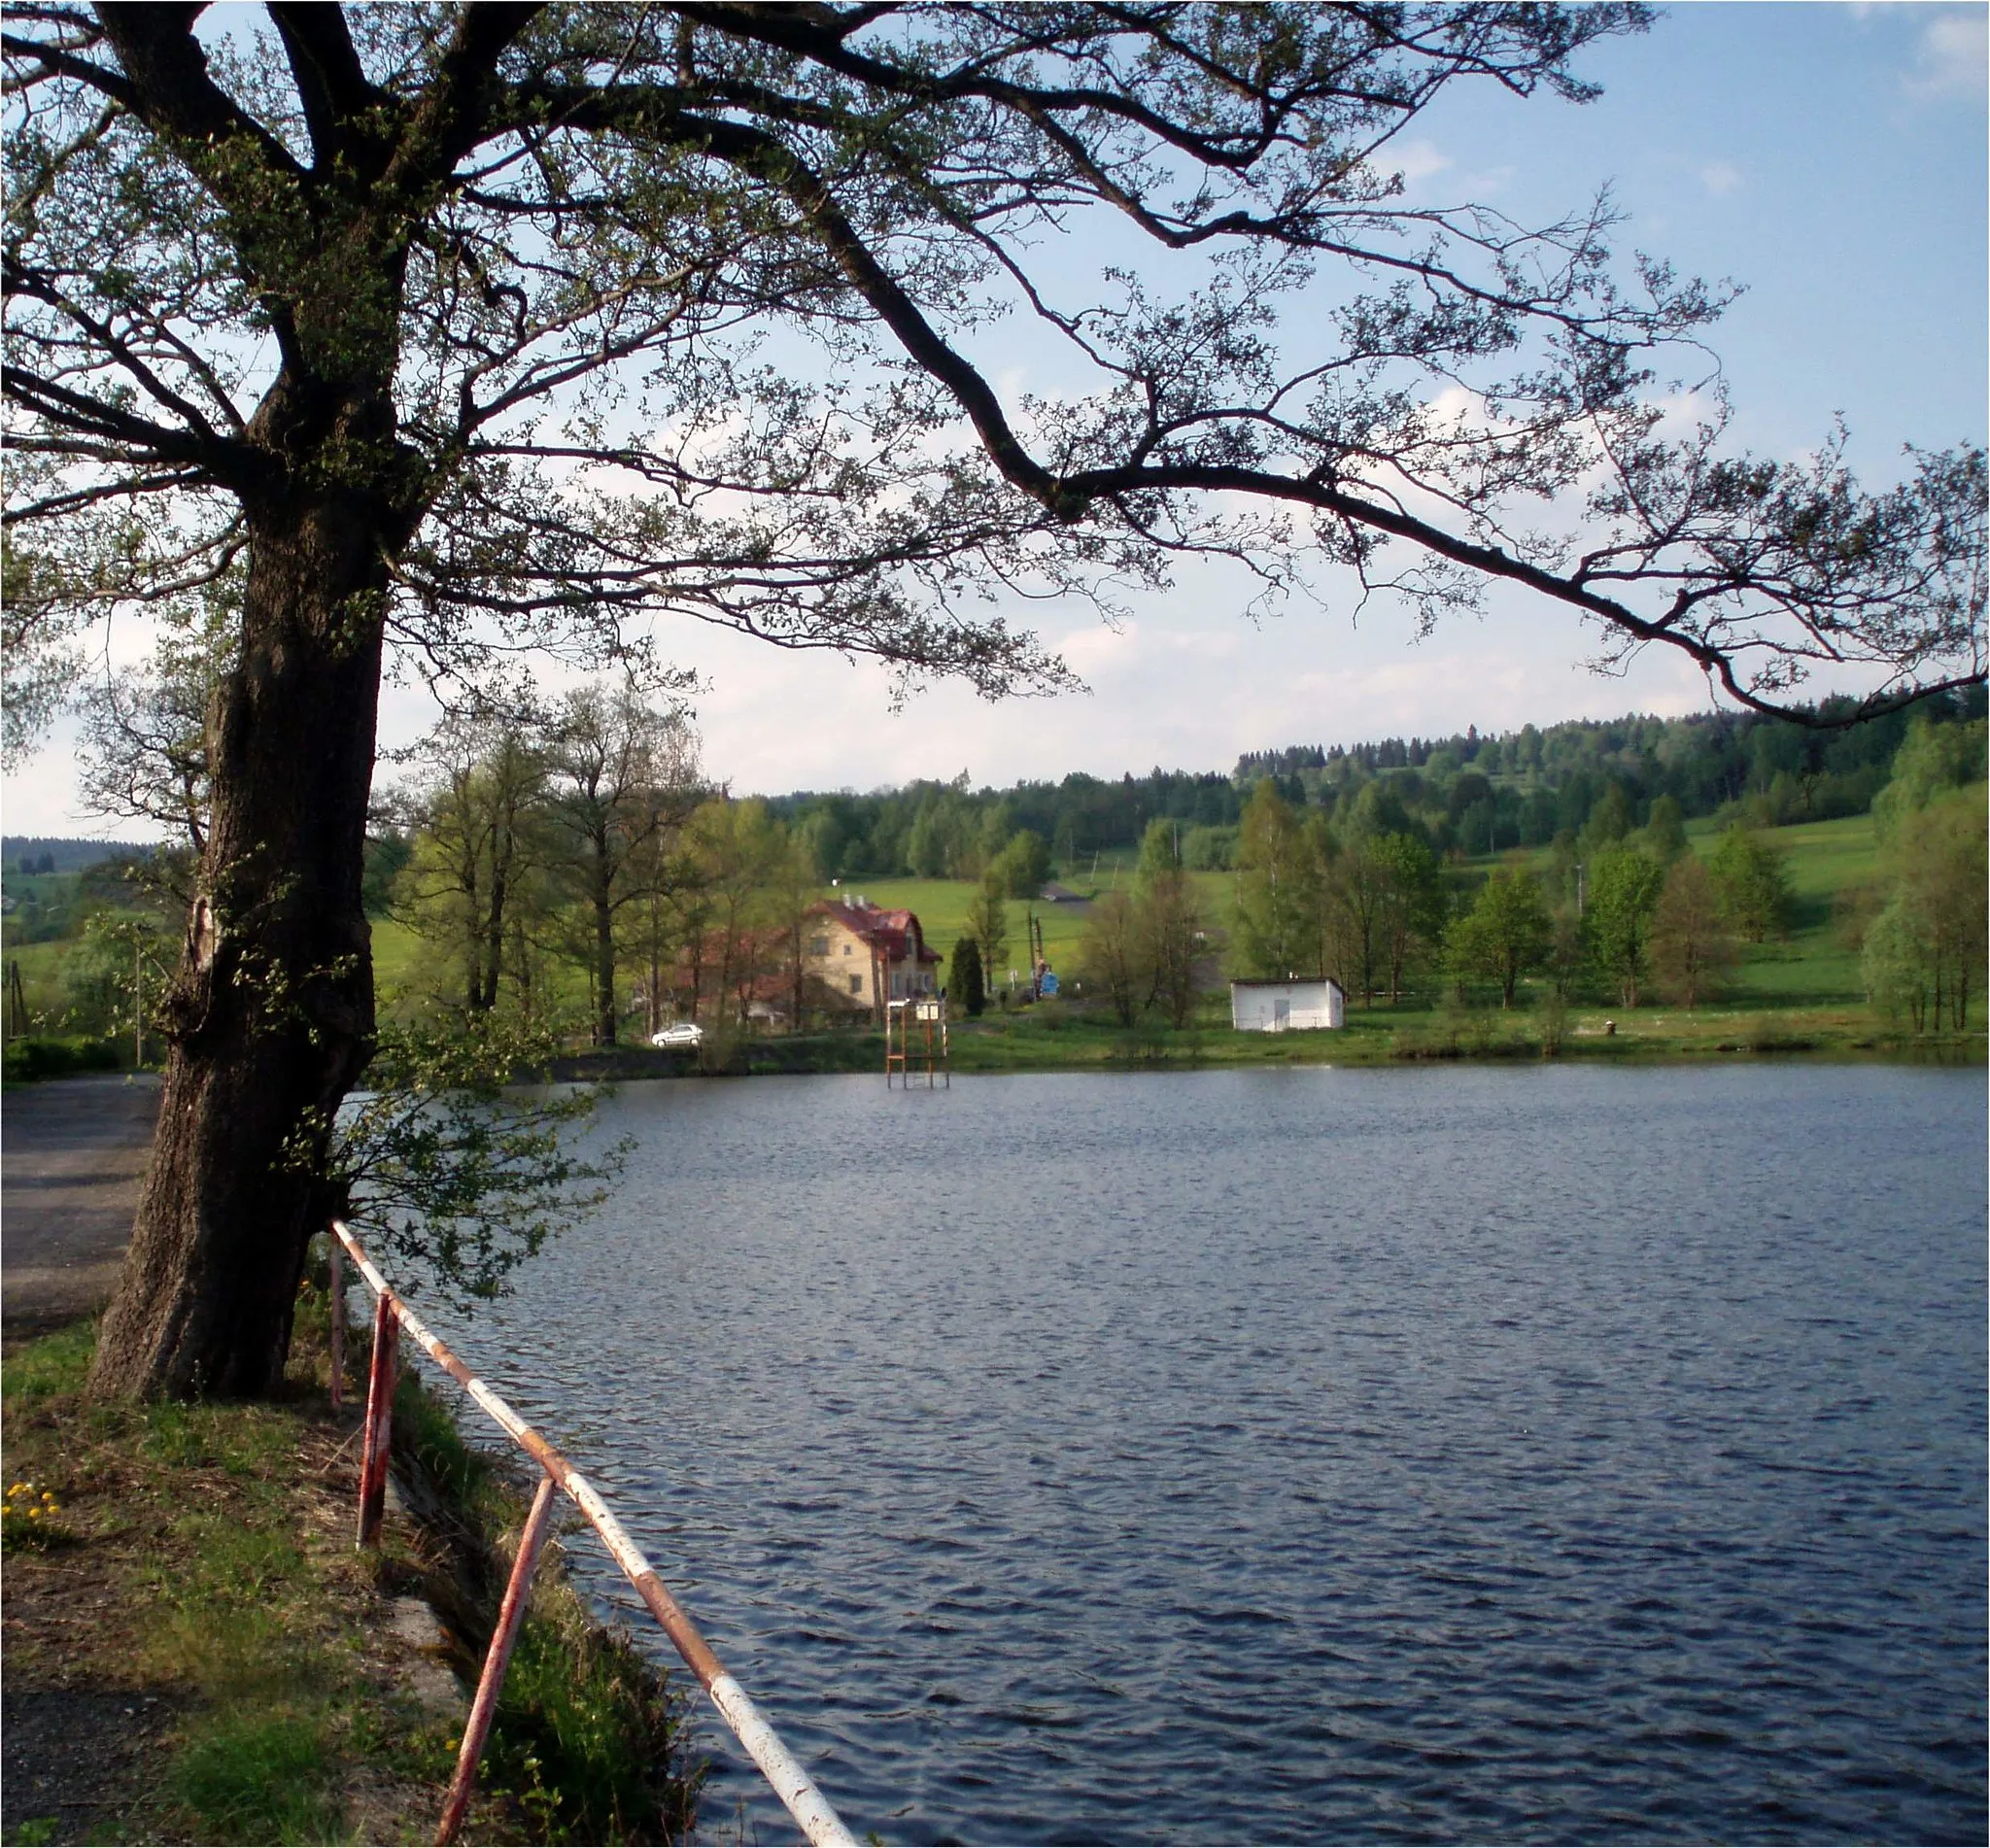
[
  {"left": 3, "top": 838, "right": 150, "bottom": 875},
  {"left": 766, "top": 691, "right": 1986, "bottom": 880}
]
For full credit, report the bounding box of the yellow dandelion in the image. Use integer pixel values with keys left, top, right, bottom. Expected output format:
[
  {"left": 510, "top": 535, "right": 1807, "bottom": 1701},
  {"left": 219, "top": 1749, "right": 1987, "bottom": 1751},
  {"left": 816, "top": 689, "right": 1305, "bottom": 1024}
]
[{"left": 26, "top": 1507, "right": 40, "bottom": 1520}]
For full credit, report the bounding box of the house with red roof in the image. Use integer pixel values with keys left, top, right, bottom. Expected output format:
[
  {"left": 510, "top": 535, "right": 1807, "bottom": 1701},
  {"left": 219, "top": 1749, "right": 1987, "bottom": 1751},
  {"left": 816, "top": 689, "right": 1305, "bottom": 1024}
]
[{"left": 806, "top": 898, "right": 942, "bottom": 1017}]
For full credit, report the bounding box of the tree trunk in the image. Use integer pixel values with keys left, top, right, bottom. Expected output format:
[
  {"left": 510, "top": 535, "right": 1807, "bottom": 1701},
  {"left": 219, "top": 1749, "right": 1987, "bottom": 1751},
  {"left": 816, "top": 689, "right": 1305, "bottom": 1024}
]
[
  {"left": 594, "top": 867, "right": 617, "bottom": 1047},
  {"left": 479, "top": 808, "right": 512, "bottom": 1012},
  {"left": 463, "top": 853, "right": 483, "bottom": 1012},
  {"left": 89, "top": 498, "right": 386, "bottom": 1399},
  {"left": 649, "top": 894, "right": 664, "bottom": 1039}
]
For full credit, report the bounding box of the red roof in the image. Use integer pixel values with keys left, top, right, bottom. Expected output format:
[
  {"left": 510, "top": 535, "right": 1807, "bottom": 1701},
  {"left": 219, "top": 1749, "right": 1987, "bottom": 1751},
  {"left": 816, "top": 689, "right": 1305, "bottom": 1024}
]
[{"left": 811, "top": 900, "right": 942, "bottom": 965}]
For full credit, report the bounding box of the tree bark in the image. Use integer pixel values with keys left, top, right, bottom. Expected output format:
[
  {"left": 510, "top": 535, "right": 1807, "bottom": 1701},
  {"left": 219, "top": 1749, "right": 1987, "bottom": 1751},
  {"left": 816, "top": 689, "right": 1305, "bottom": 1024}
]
[
  {"left": 593, "top": 861, "right": 617, "bottom": 1046},
  {"left": 478, "top": 811, "right": 511, "bottom": 1013},
  {"left": 87, "top": 496, "right": 387, "bottom": 1399}
]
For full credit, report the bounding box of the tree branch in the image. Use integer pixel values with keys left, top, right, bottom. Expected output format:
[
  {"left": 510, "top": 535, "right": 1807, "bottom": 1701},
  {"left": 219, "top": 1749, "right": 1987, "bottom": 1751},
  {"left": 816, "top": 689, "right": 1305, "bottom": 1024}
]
[{"left": 267, "top": 2, "right": 380, "bottom": 170}]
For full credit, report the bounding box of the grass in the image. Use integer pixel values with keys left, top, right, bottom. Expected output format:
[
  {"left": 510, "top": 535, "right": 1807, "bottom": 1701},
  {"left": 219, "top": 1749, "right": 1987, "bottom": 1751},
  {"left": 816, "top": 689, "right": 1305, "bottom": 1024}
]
[
  {"left": 0, "top": 1283, "right": 702, "bottom": 1845},
  {"left": 938, "top": 986, "right": 1974, "bottom": 1070},
  {"left": 168, "top": 1710, "right": 342, "bottom": 1845}
]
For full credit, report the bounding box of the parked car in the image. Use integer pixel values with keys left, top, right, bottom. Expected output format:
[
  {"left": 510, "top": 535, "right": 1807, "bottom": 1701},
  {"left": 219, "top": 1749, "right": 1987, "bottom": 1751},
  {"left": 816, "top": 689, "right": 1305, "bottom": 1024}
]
[{"left": 650, "top": 1023, "right": 703, "bottom": 1048}]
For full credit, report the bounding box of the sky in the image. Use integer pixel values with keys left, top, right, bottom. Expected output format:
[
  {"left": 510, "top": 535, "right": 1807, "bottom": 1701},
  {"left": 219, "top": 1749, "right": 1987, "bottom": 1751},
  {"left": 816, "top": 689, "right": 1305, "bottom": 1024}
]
[{"left": 6, "top": 2, "right": 1986, "bottom": 837}]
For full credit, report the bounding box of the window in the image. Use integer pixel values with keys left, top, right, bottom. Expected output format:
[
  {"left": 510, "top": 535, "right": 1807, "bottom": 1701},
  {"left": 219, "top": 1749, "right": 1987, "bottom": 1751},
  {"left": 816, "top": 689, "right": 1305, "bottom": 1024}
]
[
  {"left": 848, "top": 975, "right": 862, "bottom": 994},
  {"left": 808, "top": 936, "right": 830, "bottom": 957},
  {"left": 841, "top": 942, "right": 852, "bottom": 956}
]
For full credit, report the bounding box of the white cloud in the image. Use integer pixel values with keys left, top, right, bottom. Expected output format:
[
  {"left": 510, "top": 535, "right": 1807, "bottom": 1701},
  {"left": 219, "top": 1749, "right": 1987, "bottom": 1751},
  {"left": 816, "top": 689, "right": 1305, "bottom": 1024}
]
[
  {"left": 1390, "top": 138, "right": 1453, "bottom": 186},
  {"left": 1904, "top": 8, "right": 1989, "bottom": 100},
  {"left": 1698, "top": 160, "right": 1744, "bottom": 196}
]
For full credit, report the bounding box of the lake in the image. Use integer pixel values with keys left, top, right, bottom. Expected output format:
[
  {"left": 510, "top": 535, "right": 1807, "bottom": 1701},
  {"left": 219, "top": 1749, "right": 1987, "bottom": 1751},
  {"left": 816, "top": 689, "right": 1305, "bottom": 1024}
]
[{"left": 433, "top": 1065, "right": 1986, "bottom": 1844}]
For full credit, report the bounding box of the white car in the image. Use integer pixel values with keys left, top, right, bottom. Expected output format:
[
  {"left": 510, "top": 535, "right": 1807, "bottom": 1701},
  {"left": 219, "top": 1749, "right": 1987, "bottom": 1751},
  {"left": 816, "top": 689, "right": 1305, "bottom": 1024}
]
[{"left": 650, "top": 1023, "right": 703, "bottom": 1048}]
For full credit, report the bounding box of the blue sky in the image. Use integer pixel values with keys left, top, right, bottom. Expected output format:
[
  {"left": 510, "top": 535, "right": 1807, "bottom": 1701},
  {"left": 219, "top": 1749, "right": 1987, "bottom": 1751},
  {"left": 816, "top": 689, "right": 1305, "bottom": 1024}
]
[
  {"left": 685, "top": 2, "right": 1990, "bottom": 799},
  {"left": 7, "top": 3, "right": 1985, "bottom": 835}
]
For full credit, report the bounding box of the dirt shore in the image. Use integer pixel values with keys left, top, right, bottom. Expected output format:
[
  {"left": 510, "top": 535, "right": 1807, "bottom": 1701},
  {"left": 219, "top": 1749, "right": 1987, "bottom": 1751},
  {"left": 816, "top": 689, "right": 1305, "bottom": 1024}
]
[{"left": 2, "top": 1074, "right": 159, "bottom": 1340}]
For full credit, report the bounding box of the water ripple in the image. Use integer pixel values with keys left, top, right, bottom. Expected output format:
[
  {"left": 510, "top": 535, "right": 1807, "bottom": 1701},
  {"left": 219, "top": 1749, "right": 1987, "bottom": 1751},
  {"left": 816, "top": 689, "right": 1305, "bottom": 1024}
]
[{"left": 433, "top": 1065, "right": 1986, "bottom": 1845}]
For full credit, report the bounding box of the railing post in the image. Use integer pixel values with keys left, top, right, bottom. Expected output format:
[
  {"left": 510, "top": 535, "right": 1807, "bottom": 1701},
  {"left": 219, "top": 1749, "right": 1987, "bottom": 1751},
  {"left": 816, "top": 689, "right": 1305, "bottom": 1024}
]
[
  {"left": 328, "top": 1238, "right": 345, "bottom": 1411},
  {"left": 356, "top": 1293, "right": 399, "bottom": 1549},
  {"left": 434, "top": 1472, "right": 561, "bottom": 1846}
]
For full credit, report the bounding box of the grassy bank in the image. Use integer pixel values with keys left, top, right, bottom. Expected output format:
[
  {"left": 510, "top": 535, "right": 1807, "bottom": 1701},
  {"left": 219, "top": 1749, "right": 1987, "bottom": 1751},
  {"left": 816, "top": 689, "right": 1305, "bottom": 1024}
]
[
  {"left": 0, "top": 1279, "right": 701, "bottom": 1845},
  {"left": 940, "top": 996, "right": 1981, "bottom": 1071},
  {"left": 541, "top": 995, "right": 1981, "bottom": 1086}
]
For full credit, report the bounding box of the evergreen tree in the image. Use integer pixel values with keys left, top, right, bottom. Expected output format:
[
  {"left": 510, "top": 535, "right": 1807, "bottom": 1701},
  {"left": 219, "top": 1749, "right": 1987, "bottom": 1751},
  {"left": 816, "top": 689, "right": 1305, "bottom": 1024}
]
[
  {"left": 1373, "top": 833, "right": 1445, "bottom": 1004},
  {"left": 1707, "top": 827, "right": 1795, "bottom": 941},
  {"left": 1643, "top": 795, "right": 1689, "bottom": 862},
  {"left": 948, "top": 936, "right": 986, "bottom": 1019},
  {"left": 1862, "top": 787, "right": 1987, "bottom": 1031}
]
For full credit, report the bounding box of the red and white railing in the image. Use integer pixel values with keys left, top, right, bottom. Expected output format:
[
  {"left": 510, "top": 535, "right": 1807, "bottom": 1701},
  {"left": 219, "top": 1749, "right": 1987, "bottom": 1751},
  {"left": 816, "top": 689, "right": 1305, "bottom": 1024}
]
[{"left": 329, "top": 1220, "right": 856, "bottom": 1848}]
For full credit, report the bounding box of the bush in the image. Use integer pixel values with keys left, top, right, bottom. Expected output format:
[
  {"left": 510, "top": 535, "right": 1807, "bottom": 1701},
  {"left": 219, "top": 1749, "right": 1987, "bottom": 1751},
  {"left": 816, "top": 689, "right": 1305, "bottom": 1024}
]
[
  {"left": 3, "top": 1035, "right": 123, "bottom": 1082},
  {"left": 1181, "top": 824, "right": 1238, "bottom": 871}
]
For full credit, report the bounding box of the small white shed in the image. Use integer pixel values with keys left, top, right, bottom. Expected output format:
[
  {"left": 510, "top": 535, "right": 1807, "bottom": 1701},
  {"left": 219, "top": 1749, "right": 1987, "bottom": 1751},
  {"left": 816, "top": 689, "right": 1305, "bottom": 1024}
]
[{"left": 1229, "top": 976, "right": 1346, "bottom": 1032}]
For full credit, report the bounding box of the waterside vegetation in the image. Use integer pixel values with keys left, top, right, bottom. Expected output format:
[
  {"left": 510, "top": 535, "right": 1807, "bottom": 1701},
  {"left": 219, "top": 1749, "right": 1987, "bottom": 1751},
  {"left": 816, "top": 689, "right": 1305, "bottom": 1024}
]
[{"left": 0, "top": 1271, "right": 700, "bottom": 1845}]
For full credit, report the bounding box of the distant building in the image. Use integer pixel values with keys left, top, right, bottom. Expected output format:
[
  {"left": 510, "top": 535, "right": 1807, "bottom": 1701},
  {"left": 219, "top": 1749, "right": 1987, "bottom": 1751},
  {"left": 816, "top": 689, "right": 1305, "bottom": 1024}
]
[
  {"left": 1229, "top": 976, "right": 1346, "bottom": 1032},
  {"left": 806, "top": 899, "right": 943, "bottom": 1017}
]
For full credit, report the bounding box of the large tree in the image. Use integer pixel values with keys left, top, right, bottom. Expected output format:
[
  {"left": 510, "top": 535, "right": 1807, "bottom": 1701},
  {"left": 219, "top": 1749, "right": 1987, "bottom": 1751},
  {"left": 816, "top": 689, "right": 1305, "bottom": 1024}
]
[
  {"left": 541, "top": 684, "right": 698, "bottom": 1045},
  {"left": 5, "top": 4, "right": 1982, "bottom": 1397}
]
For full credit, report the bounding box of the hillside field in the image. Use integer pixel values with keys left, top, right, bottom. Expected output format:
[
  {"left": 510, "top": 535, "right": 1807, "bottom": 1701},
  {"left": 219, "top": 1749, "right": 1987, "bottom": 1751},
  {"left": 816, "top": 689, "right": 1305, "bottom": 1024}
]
[{"left": 843, "top": 813, "right": 1883, "bottom": 1010}]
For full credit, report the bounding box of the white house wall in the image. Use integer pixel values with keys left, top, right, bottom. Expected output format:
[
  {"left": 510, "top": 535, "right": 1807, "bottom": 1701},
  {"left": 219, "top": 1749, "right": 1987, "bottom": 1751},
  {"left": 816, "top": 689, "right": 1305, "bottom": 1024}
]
[{"left": 1230, "top": 981, "right": 1345, "bottom": 1031}]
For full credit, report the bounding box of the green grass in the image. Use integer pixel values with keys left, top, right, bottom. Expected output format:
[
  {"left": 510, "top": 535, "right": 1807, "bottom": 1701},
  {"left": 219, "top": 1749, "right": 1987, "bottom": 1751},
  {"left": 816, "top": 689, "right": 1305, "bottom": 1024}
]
[
  {"left": 366, "top": 913, "right": 427, "bottom": 994},
  {"left": 2, "top": 1299, "right": 701, "bottom": 1845},
  {"left": 944, "top": 986, "right": 1973, "bottom": 1070},
  {"left": 1693, "top": 812, "right": 1875, "bottom": 1006},
  {"left": 168, "top": 1709, "right": 341, "bottom": 1846},
  {"left": 0, "top": 938, "right": 76, "bottom": 1031}
]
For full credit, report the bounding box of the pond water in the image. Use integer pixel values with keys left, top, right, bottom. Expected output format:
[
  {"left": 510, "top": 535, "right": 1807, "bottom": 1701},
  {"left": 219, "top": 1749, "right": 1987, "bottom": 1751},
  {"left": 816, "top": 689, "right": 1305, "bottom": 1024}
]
[{"left": 435, "top": 1065, "right": 1986, "bottom": 1844}]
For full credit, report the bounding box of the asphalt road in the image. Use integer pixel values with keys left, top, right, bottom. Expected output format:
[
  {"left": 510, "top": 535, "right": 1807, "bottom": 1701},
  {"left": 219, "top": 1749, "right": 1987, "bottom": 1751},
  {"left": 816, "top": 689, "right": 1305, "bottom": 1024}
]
[{"left": 2, "top": 1075, "right": 160, "bottom": 1335}]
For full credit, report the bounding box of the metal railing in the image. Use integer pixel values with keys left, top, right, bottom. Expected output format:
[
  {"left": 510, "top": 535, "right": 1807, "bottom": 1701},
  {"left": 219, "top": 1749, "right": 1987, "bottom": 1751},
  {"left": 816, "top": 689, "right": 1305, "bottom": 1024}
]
[{"left": 328, "top": 1220, "right": 856, "bottom": 1848}]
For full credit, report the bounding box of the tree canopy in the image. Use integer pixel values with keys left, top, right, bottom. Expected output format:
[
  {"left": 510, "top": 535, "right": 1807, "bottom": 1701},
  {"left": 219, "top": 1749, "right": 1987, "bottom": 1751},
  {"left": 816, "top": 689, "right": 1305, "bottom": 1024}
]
[{"left": 7, "top": 2, "right": 1982, "bottom": 738}]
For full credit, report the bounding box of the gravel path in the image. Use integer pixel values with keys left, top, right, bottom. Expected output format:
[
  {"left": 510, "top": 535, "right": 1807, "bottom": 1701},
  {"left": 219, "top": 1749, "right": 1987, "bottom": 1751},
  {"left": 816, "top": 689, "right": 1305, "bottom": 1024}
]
[{"left": 2, "top": 1075, "right": 160, "bottom": 1337}]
